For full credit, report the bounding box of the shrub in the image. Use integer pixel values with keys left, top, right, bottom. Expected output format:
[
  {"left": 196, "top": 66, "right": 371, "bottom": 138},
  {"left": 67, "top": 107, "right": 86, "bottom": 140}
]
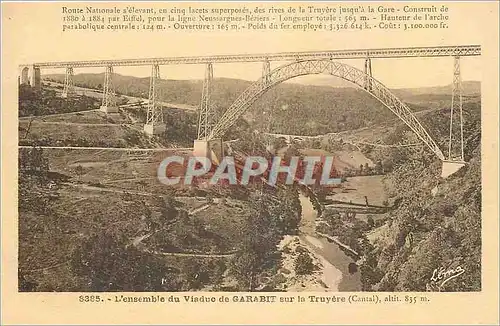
[{"left": 294, "top": 252, "right": 315, "bottom": 275}]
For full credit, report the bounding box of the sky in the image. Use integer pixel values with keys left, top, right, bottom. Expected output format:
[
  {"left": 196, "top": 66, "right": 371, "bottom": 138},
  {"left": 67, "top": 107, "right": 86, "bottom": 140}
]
[{"left": 5, "top": 2, "right": 487, "bottom": 89}]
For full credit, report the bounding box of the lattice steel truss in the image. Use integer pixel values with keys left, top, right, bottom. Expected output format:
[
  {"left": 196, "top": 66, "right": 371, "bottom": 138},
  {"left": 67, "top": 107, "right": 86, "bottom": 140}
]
[
  {"left": 146, "top": 64, "right": 163, "bottom": 125},
  {"left": 102, "top": 65, "right": 116, "bottom": 108},
  {"left": 62, "top": 67, "right": 75, "bottom": 97},
  {"left": 210, "top": 59, "right": 445, "bottom": 161},
  {"left": 28, "top": 45, "right": 481, "bottom": 68},
  {"left": 447, "top": 56, "right": 464, "bottom": 161},
  {"left": 197, "top": 63, "right": 215, "bottom": 140}
]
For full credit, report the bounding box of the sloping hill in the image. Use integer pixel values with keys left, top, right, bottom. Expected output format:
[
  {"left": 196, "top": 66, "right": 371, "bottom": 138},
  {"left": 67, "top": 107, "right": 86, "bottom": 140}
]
[
  {"left": 46, "top": 73, "right": 475, "bottom": 137},
  {"left": 392, "top": 81, "right": 480, "bottom": 97},
  {"left": 357, "top": 99, "right": 482, "bottom": 291}
]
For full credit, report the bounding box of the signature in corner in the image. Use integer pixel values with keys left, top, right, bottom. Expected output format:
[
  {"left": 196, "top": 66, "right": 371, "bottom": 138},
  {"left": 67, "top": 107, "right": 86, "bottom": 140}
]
[{"left": 430, "top": 265, "right": 465, "bottom": 288}]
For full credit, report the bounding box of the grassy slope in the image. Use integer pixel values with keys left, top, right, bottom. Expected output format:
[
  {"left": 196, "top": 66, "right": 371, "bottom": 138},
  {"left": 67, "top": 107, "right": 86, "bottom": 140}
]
[
  {"left": 18, "top": 170, "right": 252, "bottom": 291},
  {"left": 359, "top": 99, "right": 481, "bottom": 291}
]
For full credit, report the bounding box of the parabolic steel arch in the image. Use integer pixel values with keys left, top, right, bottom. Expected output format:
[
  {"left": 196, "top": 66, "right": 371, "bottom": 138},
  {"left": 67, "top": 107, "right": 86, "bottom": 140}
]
[{"left": 209, "top": 59, "right": 445, "bottom": 161}]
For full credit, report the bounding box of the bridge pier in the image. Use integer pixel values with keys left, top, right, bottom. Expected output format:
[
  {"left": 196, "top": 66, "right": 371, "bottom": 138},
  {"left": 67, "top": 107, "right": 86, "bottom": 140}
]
[
  {"left": 441, "top": 160, "right": 466, "bottom": 178},
  {"left": 262, "top": 59, "right": 271, "bottom": 86},
  {"left": 193, "top": 138, "right": 224, "bottom": 164},
  {"left": 441, "top": 56, "right": 466, "bottom": 179},
  {"left": 20, "top": 66, "right": 30, "bottom": 85},
  {"left": 197, "top": 63, "right": 215, "bottom": 139},
  {"left": 144, "top": 63, "right": 166, "bottom": 135},
  {"left": 447, "top": 56, "right": 464, "bottom": 161},
  {"left": 193, "top": 63, "right": 225, "bottom": 163},
  {"left": 364, "top": 57, "right": 372, "bottom": 91},
  {"left": 144, "top": 123, "right": 166, "bottom": 135},
  {"left": 31, "top": 65, "right": 41, "bottom": 91},
  {"left": 19, "top": 65, "right": 41, "bottom": 90},
  {"left": 100, "top": 65, "right": 118, "bottom": 113}
]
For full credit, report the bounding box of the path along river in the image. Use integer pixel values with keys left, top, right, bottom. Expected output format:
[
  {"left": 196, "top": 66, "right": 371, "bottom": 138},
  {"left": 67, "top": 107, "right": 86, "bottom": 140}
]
[{"left": 298, "top": 194, "right": 362, "bottom": 291}]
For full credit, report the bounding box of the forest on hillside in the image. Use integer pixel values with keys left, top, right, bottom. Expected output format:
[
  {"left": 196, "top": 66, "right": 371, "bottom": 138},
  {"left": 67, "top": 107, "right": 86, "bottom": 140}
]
[
  {"left": 339, "top": 99, "right": 481, "bottom": 292},
  {"left": 43, "top": 73, "right": 477, "bottom": 136}
]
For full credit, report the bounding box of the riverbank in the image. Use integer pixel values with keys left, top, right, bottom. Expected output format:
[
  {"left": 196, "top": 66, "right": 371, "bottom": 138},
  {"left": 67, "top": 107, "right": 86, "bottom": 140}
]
[
  {"left": 279, "top": 194, "right": 362, "bottom": 291},
  {"left": 276, "top": 235, "right": 342, "bottom": 292}
]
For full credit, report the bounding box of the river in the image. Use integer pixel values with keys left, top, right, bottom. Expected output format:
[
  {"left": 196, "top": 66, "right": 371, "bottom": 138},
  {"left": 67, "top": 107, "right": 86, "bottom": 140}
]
[{"left": 298, "top": 194, "right": 362, "bottom": 291}]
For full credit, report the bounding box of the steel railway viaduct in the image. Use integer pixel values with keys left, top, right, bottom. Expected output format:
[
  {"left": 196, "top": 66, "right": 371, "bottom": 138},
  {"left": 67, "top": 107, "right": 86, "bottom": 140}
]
[{"left": 19, "top": 45, "right": 481, "bottom": 178}]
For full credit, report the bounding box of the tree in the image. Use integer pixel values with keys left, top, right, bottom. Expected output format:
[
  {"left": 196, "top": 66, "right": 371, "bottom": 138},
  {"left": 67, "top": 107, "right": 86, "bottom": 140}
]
[
  {"left": 382, "top": 159, "right": 394, "bottom": 173},
  {"left": 153, "top": 196, "right": 178, "bottom": 226},
  {"left": 273, "top": 137, "right": 288, "bottom": 151},
  {"left": 375, "top": 160, "right": 384, "bottom": 174},
  {"left": 75, "top": 165, "right": 84, "bottom": 181},
  {"left": 364, "top": 163, "right": 371, "bottom": 175},
  {"left": 294, "top": 252, "right": 315, "bottom": 275},
  {"left": 269, "top": 187, "right": 302, "bottom": 235},
  {"left": 179, "top": 258, "right": 227, "bottom": 291},
  {"left": 179, "top": 259, "right": 206, "bottom": 290},
  {"left": 18, "top": 271, "right": 38, "bottom": 292},
  {"left": 228, "top": 209, "right": 280, "bottom": 291},
  {"left": 31, "top": 146, "right": 49, "bottom": 173},
  {"left": 367, "top": 215, "right": 375, "bottom": 228},
  {"left": 70, "top": 232, "right": 179, "bottom": 291}
]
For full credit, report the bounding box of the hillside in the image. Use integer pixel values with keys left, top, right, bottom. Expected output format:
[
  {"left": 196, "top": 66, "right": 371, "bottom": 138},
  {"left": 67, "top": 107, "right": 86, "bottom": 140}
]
[
  {"left": 392, "top": 81, "right": 480, "bottom": 97},
  {"left": 327, "top": 98, "right": 482, "bottom": 291},
  {"left": 18, "top": 73, "right": 482, "bottom": 292}
]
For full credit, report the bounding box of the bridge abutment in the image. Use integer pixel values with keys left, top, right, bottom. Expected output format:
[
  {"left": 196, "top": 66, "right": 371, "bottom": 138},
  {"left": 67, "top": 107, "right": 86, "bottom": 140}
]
[
  {"left": 441, "top": 160, "right": 466, "bottom": 178},
  {"left": 31, "top": 65, "right": 41, "bottom": 91},
  {"left": 364, "top": 57, "right": 373, "bottom": 91},
  {"left": 100, "top": 105, "right": 119, "bottom": 113},
  {"left": 193, "top": 138, "right": 224, "bottom": 164},
  {"left": 19, "top": 65, "right": 41, "bottom": 90}
]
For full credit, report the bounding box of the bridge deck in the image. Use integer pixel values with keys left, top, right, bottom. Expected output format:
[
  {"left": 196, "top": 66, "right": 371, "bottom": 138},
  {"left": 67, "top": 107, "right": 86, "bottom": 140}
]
[{"left": 24, "top": 45, "right": 480, "bottom": 68}]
